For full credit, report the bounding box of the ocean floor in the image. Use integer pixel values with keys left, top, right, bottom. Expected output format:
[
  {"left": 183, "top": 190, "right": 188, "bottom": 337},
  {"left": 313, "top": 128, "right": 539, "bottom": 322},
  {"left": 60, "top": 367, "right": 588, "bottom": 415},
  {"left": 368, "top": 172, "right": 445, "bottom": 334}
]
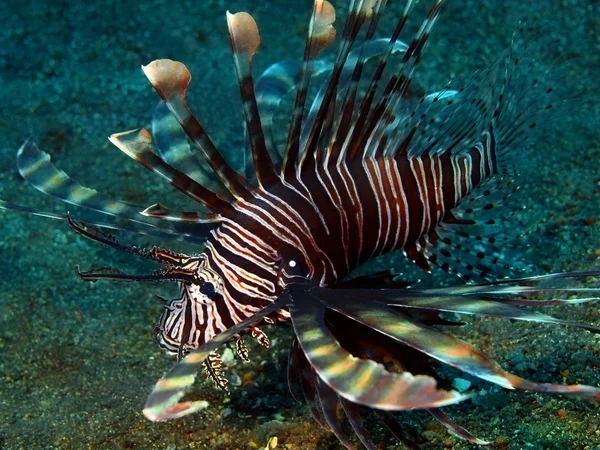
[{"left": 1, "top": 0, "right": 599, "bottom": 449}]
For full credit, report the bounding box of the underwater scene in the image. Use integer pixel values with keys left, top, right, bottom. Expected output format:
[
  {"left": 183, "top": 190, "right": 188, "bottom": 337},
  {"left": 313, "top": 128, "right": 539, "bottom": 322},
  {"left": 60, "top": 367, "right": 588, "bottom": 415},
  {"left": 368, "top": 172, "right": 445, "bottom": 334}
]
[{"left": 1, "top": 0, "right": 599, "bottom": 448}]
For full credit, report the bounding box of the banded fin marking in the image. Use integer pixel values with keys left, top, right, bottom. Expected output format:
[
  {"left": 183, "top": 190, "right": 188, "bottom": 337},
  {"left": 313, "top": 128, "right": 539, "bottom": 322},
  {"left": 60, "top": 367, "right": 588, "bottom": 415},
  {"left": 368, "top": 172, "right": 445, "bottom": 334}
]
[
  {"left": 288, "top": 284, "right": 468, "bottom": 410},
  {"left": 300, "top": 0, "right": 381, "bottom": 166},
  {"left": 315, "top": 287, "right": 516, "bottom": 388},
  {"left": 342, "top": 288, "right": 600, "bottom": 333},
  {"left": 227, "top": 11, "right": 278, "bottom": 188},
  {"left": 143, "top": 296, "right": 289, "bottom": 421},
  {"left": 351, "top": 0, "right": 445, "bottom": 160},
  {"left": 142, "top": 59, "right": 252, "bottom": 199},
  {"left": 109, "top": 129, "right": 230, "bottom": 217},
  {"left": 321, "top": 0, "right": 388, "bottom": 163},
  {"left": 252, "top": 59, "right": 333, "bottom": 171},
  {"left": 282, "top": 0, "right": 336, "bottom": 178},
  {"left": 152, "top": 101, "right": 231, "bottom": 198},
  {"left": 15, "top": 138, "right": 159, "bottom": 228},
  {"left": 302, "top": 38, "right": 410, "bottom": 158},
  {"left": 252, "top": 39, "right": 410, "bottom": 167},
  {"left": 313, "top": 284, "right": 600, "bottom": 401},
  {"left": 346, "top": 0, "right": 416, "bottom": 160}
]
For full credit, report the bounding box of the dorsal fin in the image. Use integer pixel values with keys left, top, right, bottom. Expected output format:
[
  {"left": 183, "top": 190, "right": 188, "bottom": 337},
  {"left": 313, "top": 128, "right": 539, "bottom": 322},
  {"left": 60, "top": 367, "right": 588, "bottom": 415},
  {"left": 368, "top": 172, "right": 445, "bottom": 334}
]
[
  {"left": 109, "top": 129, "right": 233, "bottom": 216},
  {"left": 152, "top": 101, "right": 231, "bottom": 199},
  {"left": 248, "top": 58, "right": 333, "bottom": 175},
  {"left": 299, "top": 0, "right": 380, "bottom": 170},
  {"left": 352, "top": 0, "right": 445, "bottom": 160},
  {"left": 282, "top": 0, "right": 336, "bottom": 179},
  {"left": 142, "top": 59, "right": 252, "bottom": 200},
  {"left": 327, "top": 0, "right": 388, "bottom": 162},
  {"left": 299, "top": 38, "right": 409, "bottom": 159},
  {"left": 226, "top": 11, "right": 279, "bottom": 188},
  {"left": 345, "top": 0, "right": 417, "bottom": 160}
]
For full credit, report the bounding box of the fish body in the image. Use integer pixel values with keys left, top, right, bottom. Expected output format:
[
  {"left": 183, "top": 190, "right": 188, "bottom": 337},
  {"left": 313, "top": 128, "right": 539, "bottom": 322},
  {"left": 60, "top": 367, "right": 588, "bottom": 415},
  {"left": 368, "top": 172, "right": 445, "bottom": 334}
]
[{"left": 162, "top": 129, "right": 498, "bottom": 353}]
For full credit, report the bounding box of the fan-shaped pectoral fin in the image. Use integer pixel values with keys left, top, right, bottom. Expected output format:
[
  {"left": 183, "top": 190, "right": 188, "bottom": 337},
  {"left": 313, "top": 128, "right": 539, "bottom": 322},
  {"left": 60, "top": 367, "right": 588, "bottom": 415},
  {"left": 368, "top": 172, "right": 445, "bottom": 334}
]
[{"left": 285, "top": 284, "right": 469, "bottom": 411}]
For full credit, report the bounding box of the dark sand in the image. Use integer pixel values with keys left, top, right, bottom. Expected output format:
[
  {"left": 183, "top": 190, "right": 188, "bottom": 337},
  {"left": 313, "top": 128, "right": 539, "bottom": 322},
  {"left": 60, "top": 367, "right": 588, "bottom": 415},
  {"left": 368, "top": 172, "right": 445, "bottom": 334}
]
[{"left": 0, "top": 0, "right": 599, "bottom": 448}]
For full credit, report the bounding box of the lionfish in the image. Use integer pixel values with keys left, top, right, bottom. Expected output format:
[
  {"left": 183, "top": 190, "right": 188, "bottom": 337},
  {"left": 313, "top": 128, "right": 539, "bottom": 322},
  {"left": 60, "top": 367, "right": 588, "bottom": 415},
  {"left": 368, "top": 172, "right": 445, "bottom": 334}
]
[{"left": 2, "top": 0, "right": 600, "bottom": 448}]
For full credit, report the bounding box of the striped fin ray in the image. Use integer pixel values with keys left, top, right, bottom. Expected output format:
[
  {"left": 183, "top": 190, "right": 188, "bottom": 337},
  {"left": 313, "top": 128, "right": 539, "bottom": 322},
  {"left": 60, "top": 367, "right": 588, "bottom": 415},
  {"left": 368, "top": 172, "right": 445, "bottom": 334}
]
[
  {"left": 373, "top": 411, "right": 419, "bottom": 450},
  {"left": 292, "top": 341, "right": 428, "bottom": 449},
  {"left": 427, "top": 408, "right": 490, "bottom": 445},
  {"left": 0, "top": 199, "right": 208, "bottom": 244},
  {"left": 287, "top": 337, "right": 305, "bottom": 403},
  {"left": 419, "top": 270, "right": 600, "bottom": 298},
  {"left": 379, "top": 0, "right": 445, "bottom": 116},
  {"left": 344, "top": 0, "right": 416, "bottom": 160},
  {"left": 282, "top": 0, "right": 336, "bottom": 178},
  {"left": 335, "top": 288, "right": 600, "bottom": 333},
  {"left": 287, "top": 284, "right": 469, "bottom": 410},
  {"left": 142, "top": 59, "right": 252, "bottom": 199},
  {"left": 140, "top": 203, "right": 220, "bottom": 223},
  {"left": 248, "top": 59, "right": 333, "bottom": 175},
  {"left": 350, "top": 0, "right": 444, "bottom": 160},
  {"left": 256, "top": 38, "right": 408, "bottom": 165},
  {"left": 15, "top": 138, "right": 165, "bottom": 228},
  {"left": 299, "top": 0, "right": 382, "bottom": 168},
  {"left": 289, "top": 278, "right": 484, "bottom": 448},
  {"left": 152, "top": 101, "right": 231, "bottom": 198},
  {"left": 301, "top": 38, "right": 409, "bottom": 157},
  {"left": 313, "top": 377, "right": 358, "bottom": 449},
  {"left": 292, "top": 339, "right": 330, "bottom": 429},
  {"left": 143, "top": 295, "right": 289, "bottom": 421},
  {"left": 323, "top": 0, "right": 388, "bottom": 162},
  {"left": 339, "top": 398, "right": 378, "bottom": 450},
  {"left": 310, "top": 286, "right": 600, "bottom": 401},
  {"left": 109, "top": 129, "right": 230, "bottom": 220},
  {"left": 226, "top": 11, "right": 278, "bottom": 188}
]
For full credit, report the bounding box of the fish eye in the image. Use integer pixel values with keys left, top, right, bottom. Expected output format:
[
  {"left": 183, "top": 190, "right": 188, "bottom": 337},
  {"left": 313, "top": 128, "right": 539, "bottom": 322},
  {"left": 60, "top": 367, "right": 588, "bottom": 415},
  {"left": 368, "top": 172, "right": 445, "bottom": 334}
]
[
  {"left": 283, "top": 258, "right": 308, "bottom": 279},
  {"left": 199, "top": 281, "right": 216, "bottom": 298}
]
